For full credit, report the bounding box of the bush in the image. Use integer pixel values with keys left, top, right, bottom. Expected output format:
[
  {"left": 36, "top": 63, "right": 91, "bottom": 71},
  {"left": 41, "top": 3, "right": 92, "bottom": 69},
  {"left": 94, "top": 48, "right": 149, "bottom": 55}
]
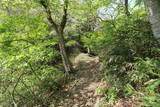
[
  {"left": 89, "top": 13, "right": 160, "bottom": 106},
  {"left": 0, "top": 14, "right": 64, "bottom": 107}
]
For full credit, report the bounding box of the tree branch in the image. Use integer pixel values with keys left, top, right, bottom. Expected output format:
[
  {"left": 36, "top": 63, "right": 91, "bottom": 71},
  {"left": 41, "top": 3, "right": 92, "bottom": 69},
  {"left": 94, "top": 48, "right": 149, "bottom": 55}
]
[
  {"left": 12, "top": 72, "right": 27, "bottom": 104},
  {"left": 39, "top": 0, "right": 58, "bottom": 31},
  {"left": 60, "top": 0, "right": 69, "bottom": 31}
]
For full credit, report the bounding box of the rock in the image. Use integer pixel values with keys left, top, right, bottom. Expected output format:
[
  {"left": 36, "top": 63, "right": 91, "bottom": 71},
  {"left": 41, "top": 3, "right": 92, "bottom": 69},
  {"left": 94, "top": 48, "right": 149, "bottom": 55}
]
[
  {"left": 73, "top": 94, "right": 79, "bottom": 97},
  {"left": 86, "top": 101, "right": 93, "bottom": 106},
  {"left": 73, "top": 104, "right": 79, "bottom": 107}
]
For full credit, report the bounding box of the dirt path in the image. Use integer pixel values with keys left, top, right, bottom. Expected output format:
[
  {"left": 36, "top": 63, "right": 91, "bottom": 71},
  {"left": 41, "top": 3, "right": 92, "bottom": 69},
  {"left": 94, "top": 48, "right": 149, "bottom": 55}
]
[{"left": 57, "top": 53, "right": 105, "bottom": 107}]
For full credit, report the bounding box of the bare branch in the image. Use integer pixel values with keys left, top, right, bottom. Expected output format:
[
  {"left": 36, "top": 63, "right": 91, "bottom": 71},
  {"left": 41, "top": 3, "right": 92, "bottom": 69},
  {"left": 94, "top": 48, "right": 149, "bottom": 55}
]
[{"left": 12, "top": 72, "right": 27, "bottom": 104}]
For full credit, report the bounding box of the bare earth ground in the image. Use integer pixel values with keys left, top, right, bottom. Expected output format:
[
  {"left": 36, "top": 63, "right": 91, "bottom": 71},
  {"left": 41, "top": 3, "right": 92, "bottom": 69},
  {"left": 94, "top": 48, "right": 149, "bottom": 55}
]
[
  {"left": 56, "top": 53, "right": 105, "bottom": 107},
  {"left": 55, "top": 53, "right": 140, "bottom": 107}
]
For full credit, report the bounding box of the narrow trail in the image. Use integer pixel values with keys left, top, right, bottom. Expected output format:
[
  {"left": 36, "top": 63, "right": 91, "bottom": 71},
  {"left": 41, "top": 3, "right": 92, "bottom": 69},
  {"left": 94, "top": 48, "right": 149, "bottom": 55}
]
[{"left": 57, "top": 53, "right": 105, "bottom": 107}]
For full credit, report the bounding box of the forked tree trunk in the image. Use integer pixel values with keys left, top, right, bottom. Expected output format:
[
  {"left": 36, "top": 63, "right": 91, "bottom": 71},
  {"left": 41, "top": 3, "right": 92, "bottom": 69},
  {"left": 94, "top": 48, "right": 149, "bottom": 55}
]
[
  {"left": 144, "top": 0, "right": 160, "bottom": 41},
  {"left": 39, "top": 0, "right": 72, "bottom": 75}
]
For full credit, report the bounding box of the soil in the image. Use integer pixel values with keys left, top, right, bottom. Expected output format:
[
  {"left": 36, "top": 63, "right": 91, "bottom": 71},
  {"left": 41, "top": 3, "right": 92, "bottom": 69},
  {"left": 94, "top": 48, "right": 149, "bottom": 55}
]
[{"left": 56, "top": 53, "right": 104, "bottom": 107}]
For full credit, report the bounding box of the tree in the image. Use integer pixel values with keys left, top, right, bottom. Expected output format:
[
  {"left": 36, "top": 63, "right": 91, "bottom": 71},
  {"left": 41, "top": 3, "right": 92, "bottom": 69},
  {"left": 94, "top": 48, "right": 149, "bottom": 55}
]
[
  {"left": 144, "top": 0, "right": 160, "bottom": 41},
  {"left": 39, "top": 0, "right": 72, "bottom": 75}
]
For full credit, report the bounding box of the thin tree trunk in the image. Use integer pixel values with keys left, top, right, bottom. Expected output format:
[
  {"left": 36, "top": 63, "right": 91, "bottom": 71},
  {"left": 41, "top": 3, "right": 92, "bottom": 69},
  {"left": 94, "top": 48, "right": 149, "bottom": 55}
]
[
  {"left": 125, "top": 0, "right": 130, "bottom": 16},
  {"left": 58, "top": 29, "right": 72, "bottom": 75},
  {"left": 144, "top": 0, "right": 160, "bottom": 41}
]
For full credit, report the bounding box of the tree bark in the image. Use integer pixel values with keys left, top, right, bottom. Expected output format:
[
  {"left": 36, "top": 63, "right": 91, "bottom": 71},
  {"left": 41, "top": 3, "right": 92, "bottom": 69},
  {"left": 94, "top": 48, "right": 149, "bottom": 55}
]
[
  {"left": 58, "top": 28, "right": 72, "bottom": 75},
  {"left": 125, "top": 0, "right": 130, "bottom": 16},
  {"left": 144, "top": 0, "right": 160, "bottom": 41},
  {"left": 40, "top": 0, "right": 72, "bottom": 74}
]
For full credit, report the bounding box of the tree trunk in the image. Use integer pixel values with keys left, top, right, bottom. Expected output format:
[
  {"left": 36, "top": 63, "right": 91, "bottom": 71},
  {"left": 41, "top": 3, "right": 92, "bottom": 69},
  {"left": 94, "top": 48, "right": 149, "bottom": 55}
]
[
  {"left": 39, "top": 0, "right": 72, "bottom": 75},
  {"left": 58, "top": 29, "right": 72, "bottom": 75},
  {"left": 144, "top": 0, "right": 160, "bottom": 41},
  {"left": 125, "top": 0, "right": 130, "bottom": 16}
]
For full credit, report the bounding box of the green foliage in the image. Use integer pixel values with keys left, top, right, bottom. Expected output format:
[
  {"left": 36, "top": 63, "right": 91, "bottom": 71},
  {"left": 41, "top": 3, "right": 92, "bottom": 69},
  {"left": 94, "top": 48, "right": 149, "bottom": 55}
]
[
  {"left": 123, "top": 84, "right": 136, "bottom": 98},
  {"left": 107, "top": 84, "right": 117, "bottom": 104},
  {"left": 82, "top": 31, "right": 105, "bottom": 53},
  {"left": 128, "top": 58, "right": 160, "bottom": 83},
  {"left": 84, "top": 8, "right": 160, "bottom": 106},
  {"left": 0, "top": 0, "right": 160, "bottom": 106},
  {"left": 0, "top": 12, "right": 63, "bottom": 106},
  {"left": 139, "top": 79, "right": 160, "bottom": 107},
  {"left": 96, "top": 87, "right": 106, "bottom": 95},
  {"left": 141, "top": 94, "right": 160, "bottom": 107}
]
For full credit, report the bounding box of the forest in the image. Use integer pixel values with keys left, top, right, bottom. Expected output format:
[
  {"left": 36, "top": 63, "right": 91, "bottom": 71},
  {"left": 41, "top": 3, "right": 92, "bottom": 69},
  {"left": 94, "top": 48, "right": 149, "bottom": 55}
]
[{"left": 0, "top": 0, "right": 160, "bottom": 107}]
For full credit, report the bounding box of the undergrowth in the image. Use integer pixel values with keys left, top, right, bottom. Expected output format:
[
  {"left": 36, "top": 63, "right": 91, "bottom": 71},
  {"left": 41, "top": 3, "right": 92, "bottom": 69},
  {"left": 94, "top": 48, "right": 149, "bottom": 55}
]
[{"left": 84, "top": 12, "right": 160, "bottom": 106}]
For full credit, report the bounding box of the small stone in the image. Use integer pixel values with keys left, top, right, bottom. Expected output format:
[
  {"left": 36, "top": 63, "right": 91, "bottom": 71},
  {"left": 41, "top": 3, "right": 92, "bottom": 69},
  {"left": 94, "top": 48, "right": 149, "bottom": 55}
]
[
  {"left": 74, "top": 98, "right": 78, "bottom": 102},
  {"left": 73, "top": 94, "right": 79, "bottom": 97},
  {"left": 73, "top": 104, "right": 79, "bottom": 107},
  {"left": 86, "top": 101, "right": 93, "bottom": 106},
  {"left": 87, "top": 92, "right": 93, "bottom": 97}
]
